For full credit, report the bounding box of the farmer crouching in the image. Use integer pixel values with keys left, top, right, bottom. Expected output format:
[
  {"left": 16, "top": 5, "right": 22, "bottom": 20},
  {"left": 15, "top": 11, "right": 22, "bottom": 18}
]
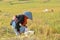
[{"left": 10, "top": 11, "right": 32, "bottom": 35}]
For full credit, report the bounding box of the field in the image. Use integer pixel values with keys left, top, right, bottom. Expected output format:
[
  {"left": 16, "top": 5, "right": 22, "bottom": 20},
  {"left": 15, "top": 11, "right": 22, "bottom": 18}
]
[{"left": 0, "top": 0, "right": 60, "bottom": 40}]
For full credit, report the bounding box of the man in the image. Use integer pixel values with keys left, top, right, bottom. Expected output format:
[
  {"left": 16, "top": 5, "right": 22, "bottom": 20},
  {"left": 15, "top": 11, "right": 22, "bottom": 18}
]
[{"left": 10, "top": 11, "right": 32, "bottom": 35}]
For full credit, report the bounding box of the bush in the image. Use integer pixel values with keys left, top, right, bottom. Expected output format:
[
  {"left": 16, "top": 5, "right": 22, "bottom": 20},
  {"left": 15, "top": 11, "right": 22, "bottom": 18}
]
[{"left": 18, "top": 0, "right": 28, "bottom": 1}]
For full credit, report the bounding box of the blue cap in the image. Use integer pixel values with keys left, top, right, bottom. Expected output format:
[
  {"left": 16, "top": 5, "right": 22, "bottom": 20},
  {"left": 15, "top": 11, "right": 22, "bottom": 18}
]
[{"left": 24, "top": 11, "right": 32, "bottom": 20}]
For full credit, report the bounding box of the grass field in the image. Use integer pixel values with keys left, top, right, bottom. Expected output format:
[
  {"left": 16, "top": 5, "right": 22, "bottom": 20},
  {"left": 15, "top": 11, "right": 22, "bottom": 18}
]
[{"left": 0, "top": 0, "right": 60, "bottom": 40}]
